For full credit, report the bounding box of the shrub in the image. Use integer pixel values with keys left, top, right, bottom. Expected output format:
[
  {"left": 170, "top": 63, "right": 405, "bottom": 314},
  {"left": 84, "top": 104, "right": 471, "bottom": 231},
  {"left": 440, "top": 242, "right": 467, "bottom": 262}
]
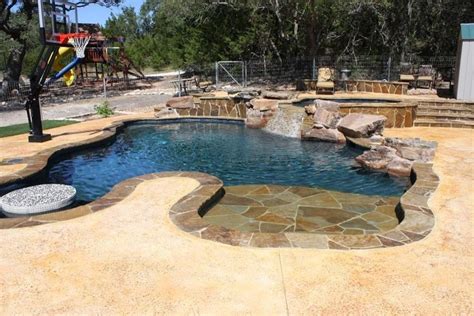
[{"left": 94, "top": 101, "right": 114, "bottom": 117}]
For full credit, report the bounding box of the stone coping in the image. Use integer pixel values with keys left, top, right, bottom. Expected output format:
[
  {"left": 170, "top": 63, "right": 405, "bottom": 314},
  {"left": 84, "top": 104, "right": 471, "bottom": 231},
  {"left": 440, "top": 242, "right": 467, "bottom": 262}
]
[
  {"left": 0, "top": 165, "right": 438, "bottom": 251},
  {"left": 294, "top": 100, "right": 418, "bottom": 109},
  {"left": 282, "top": 98, "right": 416, "bottom": 108}
]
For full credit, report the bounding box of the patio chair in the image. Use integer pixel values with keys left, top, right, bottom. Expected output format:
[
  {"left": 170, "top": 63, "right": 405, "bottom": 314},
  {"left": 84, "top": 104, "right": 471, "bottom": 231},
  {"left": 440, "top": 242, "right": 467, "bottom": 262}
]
[
  {"left": 194, "top": 77, "right": 213, "bottom": 92},
  {"left": 417, "top": 64, "right": 434, "bottom": 89},
  {"left": 316, "top": 67, "right": 335, "bottom": 94},
  {"left": 399, "top": 62, "right": 416, "bottom": 86}
]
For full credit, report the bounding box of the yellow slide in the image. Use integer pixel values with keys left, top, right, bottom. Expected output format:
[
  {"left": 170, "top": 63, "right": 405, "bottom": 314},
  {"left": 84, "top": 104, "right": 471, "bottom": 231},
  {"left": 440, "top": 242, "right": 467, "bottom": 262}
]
[{"left": 52, "top": 47, "right": 76, "bottom": 86}]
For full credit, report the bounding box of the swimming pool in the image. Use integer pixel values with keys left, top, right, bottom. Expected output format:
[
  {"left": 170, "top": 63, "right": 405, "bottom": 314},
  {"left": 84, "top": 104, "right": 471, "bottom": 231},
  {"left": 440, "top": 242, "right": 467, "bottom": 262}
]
[{"left": 27, "top": 120, "right": 408, "bottom": 202}]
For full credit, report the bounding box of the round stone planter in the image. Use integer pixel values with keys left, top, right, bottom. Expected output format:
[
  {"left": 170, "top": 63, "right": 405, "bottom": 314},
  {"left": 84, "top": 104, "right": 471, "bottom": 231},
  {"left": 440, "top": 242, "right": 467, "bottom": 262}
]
[{"left": 0, "top": 184, "right": 76, "bottom": 217}]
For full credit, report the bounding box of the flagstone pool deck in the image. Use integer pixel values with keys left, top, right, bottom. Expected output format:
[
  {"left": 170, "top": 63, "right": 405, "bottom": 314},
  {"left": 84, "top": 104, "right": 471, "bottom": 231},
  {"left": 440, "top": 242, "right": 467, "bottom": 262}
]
[{"left": 0, "top": 114, "right": 472, "bottom": 313}]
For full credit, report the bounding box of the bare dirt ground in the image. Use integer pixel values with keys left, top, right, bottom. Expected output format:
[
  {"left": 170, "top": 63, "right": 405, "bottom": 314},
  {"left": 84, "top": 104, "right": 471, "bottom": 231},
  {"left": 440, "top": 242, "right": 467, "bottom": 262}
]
[{"left": 0, "top": 78, "right": 174, "bottom": 127}]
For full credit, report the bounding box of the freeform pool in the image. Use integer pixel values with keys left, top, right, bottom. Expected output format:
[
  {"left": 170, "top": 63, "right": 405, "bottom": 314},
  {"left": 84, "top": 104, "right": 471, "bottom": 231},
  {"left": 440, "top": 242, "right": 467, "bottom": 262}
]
[{"left": 27, "top": 121, "right": 408, "bottom": 202}]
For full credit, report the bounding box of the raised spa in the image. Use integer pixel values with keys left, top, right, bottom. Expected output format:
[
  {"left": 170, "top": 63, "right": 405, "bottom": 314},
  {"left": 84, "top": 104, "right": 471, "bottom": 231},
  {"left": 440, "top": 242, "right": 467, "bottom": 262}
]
[{"left": 32, "top": 120, "right": 409, "bottom": 202}]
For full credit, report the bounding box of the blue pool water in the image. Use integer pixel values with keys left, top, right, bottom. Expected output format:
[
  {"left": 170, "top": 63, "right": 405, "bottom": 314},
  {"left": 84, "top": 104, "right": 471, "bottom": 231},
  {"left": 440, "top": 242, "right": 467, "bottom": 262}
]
[{"left": 43, "top": 121, "right": 408, "bottom": 201}]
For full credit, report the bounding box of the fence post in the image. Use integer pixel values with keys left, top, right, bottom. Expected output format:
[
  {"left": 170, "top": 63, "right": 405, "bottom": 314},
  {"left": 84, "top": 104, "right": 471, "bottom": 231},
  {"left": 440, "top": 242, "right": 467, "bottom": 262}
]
[
  {"left": 244, "top": 61, "right": 248, "bottom": 87},
  {"left": 263, "top": 56, "right": 267, "bottom": 78},
  {"left": 103, "top": 75, "right": 107, "bottom": 99},
  {"left": 241, "top": 61, "right": 245, "bottom": 88},
  {"left": 178, "top": 70, "right": 181, "bottom": 97},
  {"left": 312, "top": 57, "right": 316, "bottom": 80},
  {"left": 215, "top": 62, "right": 218, "bottom": 87},
  {"left": 387, "top": 56, "right": 392, "bottom": 81}
]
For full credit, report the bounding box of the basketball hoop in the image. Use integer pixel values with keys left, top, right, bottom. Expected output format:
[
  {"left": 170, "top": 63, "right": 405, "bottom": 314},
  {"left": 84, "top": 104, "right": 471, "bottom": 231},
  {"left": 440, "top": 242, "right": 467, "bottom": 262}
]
[
  {"left": 71, "top": 35, "right": 91, "bottom": 58},
  {"left": 55, "top": 33, "right": 91, "bottom": 58}
]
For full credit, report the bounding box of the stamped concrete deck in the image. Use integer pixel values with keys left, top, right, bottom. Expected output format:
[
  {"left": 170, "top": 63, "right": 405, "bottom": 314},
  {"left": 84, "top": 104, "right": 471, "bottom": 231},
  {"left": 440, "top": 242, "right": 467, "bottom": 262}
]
[{"left": 0, "top": 117, "right": 472, "bottom": 313}]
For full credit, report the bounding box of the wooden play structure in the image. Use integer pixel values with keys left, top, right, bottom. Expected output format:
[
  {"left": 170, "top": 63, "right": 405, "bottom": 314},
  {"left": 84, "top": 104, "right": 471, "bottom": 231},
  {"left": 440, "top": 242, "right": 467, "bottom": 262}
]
[{"left": 70, "top": 24, "right": 147, "bottom": 86}]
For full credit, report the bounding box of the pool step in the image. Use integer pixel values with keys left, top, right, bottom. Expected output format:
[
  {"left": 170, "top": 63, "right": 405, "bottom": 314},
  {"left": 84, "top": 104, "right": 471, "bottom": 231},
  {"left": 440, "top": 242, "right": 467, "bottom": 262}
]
[
  {"left": 414, "top": 118, "right": 474, "bottom": 128},
  {"left": 416, "top": 111, "right": 474, "bottom": 120},
  {"left": 417, "top": 105, "right": 473, "bottom": 115}
]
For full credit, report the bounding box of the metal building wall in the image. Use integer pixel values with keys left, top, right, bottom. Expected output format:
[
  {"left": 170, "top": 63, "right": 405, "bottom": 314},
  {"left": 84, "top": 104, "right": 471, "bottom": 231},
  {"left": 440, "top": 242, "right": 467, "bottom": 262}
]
[{"left": 455, "top": 40, "right": 474, "bottom": 101}]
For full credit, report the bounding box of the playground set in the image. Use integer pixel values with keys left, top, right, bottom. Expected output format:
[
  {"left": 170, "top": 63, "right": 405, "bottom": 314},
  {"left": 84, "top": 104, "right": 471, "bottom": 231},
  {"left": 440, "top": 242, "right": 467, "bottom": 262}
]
[{"left": 26, "top": 0, "right": 145, "bottom": 142}]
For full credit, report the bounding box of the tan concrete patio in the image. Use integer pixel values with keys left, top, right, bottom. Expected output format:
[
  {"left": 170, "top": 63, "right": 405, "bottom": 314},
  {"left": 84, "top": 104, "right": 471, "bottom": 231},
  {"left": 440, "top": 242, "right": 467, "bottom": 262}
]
[{"left": 0, "top": 116, "right": 472, "bottom": 313}]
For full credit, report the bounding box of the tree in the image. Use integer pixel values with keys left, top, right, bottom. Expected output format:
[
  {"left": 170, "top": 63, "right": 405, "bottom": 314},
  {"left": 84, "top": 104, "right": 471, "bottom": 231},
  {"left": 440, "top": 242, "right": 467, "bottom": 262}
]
[{"left": 0, "top": 0, "right": 36, "bottom": 94}]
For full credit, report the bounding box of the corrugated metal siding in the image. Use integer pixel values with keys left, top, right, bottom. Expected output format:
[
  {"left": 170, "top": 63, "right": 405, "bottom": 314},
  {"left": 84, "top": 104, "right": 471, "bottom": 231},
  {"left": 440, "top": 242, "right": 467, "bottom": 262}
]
[{"left": 457, "top": 41, "right": 474, "bottom": 100}]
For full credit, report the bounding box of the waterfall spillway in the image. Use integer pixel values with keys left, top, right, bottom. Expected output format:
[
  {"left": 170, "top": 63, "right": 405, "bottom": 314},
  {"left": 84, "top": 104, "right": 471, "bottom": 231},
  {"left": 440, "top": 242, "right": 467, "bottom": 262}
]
[{"left": 263, "top": 105, "right": 305, "bottom": 138}]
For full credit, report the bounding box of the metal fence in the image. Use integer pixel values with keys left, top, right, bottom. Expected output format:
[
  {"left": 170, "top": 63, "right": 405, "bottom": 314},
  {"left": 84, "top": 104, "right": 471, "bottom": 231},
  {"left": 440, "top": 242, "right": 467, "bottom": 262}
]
[
  {"left": 205, "top": 55, "right": 457, "bottom": 87},
  {"left": 1, "top": 55, "right": 457, "bottom": 104},
  {"left": 0, "top": 76, "right": 156, "bottom": 107}
]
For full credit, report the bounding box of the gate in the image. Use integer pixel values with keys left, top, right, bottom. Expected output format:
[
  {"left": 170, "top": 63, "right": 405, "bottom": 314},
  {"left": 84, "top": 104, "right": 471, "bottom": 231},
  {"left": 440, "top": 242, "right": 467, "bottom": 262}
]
[{"left": 215, "top": 61, "right": 247, "bottom": 87}]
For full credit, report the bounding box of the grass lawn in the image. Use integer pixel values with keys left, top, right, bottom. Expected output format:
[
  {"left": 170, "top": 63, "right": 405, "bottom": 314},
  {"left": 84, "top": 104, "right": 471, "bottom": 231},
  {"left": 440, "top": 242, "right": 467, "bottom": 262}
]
[{"left": 0, "top": 120, "right": 78, "bottom": 138}]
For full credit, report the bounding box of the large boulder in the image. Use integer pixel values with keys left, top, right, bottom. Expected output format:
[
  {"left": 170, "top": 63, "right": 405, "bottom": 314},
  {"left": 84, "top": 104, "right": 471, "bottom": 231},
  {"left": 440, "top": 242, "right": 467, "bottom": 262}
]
[
  {"left": 304, "top": 104, "right": 317, "bottom": 115},
  {"left": 305, "top": 100, "right": 340, "bottom": 115},
  {"left": 301, "top": 127, "right": 346, "bottom": 143},
  {"left": 249, "top": 98, "right": 279, "bottom": 112},
  {"left": 338, "top": 113, "right": 387, "bottom": 138},
  {"left": 313, "top": 107, "right": 341, "bottom": 129},
  {"left": 387, "top": 156, "right": 413, "bottom": 177},
  {"left": 384, "top": 137, "right": 437, "bottom": 162},
  {"left": 355, "top": 146, "right": 412, "bottom": 176},
  {"left": 245, "top": 108, "right": 268, "bottom": 128},
  {"left": 314, "top": 99, "right": 340, "bottom": 112},
  {"left": 346, "top": 135, "right": 385, "bottom": 149},
  {"left": 166, "top": 96, "right": 194, "bottom": 109},
  {"left": 155, "top": 107, "right": 179, "bottom": 118},
  {"left": 355, "top": 146, "right": 399, "bottom": 170}
]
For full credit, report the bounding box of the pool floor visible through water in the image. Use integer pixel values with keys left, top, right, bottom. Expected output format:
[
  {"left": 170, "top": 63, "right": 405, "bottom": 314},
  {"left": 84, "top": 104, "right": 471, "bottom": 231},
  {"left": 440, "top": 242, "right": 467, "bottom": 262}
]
[{"left": 38, "top": 121, "right": 409, "bottom": 202}]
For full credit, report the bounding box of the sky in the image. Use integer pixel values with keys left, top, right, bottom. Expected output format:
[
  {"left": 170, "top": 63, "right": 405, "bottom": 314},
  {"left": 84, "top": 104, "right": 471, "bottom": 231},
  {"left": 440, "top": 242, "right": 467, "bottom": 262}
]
[{"left": 78, "top": 0, "right": 144, "bottom": 25}]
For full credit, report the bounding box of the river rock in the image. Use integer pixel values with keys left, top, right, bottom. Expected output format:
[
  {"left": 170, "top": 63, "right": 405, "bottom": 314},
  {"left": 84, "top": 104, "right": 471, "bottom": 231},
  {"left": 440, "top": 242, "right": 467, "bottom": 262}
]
[
  {"left": 262, "top": 91, "right": 291, "bottom": 100},
  {"left": 384, "top": 137, "right": 437, "bottom": 162},
  {"left": 313, "top": 107, "right": 341, "bottom": 129},
  {"left": 249, "top": 98, "right": 279, "bottom": 111},
  {"left": 338, "top": 113, "right": 387, "bottom": 138},
  {"left": 166, "top": 96, "right": 194, "bottom": 109},
  {"left": 301, "top": 128, "right": 346, "bottom": 143}
]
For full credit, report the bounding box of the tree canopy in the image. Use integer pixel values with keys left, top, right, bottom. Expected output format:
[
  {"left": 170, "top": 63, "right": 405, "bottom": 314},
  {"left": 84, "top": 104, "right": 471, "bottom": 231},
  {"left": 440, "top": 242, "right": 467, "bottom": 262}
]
[
  {"left": 103, "top": 0, "right": 474, "bottom": 69},
  {"left": 0, "top": 0, "right": 473, "bottom": 83}
]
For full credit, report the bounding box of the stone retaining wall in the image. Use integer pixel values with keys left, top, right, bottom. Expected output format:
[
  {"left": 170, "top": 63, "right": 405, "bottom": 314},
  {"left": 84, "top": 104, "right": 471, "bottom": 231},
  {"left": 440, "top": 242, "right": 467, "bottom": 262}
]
[
  {"left": 350, "top": 80, "right": 409, "bottom": 95},
  {"left": 175, "top": 97, "right": 247, "bottom": 119},
  {"left": 339, "top": 103, "right": 416, "bottom": 128}
]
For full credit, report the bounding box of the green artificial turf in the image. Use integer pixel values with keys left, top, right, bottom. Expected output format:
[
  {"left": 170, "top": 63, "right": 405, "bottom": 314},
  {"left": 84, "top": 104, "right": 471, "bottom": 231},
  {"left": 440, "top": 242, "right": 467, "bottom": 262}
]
[{"left": 0, "top": 120, "right": 78, "bottom": 138}]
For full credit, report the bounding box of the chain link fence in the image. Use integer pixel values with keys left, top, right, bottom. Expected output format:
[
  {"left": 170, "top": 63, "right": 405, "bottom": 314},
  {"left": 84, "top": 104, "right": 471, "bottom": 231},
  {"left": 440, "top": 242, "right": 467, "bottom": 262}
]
[
  {"left": 194, "top": 55, "right": 456, "bottom": 88},
  {"left": 1, "top": 54, "right": 457, "bottom": 105}
]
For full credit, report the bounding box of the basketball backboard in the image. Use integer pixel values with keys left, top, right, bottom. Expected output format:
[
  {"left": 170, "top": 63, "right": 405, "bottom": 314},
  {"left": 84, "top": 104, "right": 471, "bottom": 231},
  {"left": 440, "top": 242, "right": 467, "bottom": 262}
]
[{"left": 37, "top": 0, "right": 119, "bottom": 46}]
